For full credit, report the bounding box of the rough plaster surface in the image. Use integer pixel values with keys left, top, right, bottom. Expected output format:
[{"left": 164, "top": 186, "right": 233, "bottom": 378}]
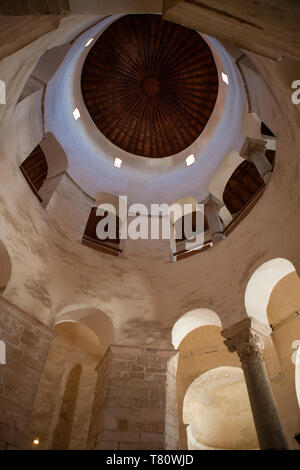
[{"left": 0, "top": 11, "right": 300, "bottom": 450}]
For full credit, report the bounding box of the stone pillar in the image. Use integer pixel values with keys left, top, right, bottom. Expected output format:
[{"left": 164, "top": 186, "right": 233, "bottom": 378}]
[
  {"left": 222, "top": 317, "right": 289, "bottom": 450},
  {"left": 203, "top": 194, "right": 225, "bottom": 244},
  {"left": 241, "top": 137, "right": 273, "bottom": 184},
  {"left": 89, "top": 345, "right": 176, "bottom": 450}
]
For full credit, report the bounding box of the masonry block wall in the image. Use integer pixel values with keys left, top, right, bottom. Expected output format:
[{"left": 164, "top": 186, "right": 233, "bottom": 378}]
[
  {"left": 92, "top": 345, "right": 175, "bottom": 450},
  {"left": 0, "top": 297, "right": 55, "bottom": 449}
]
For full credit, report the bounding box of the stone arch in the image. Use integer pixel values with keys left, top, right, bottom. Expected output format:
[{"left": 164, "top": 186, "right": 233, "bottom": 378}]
[
  {"left": 27, "top": 308, "right": 108, "bottom": 450},
  {"left": 171, "top": 308, "right": 241, "bottom": 449},
  {"left": 183, "top": 366, "right": 258, "bottom": 450},
  {"left": 0, "top": 240, "right": 12, "bottom": 295},
  {"left": 245, "top": 258, "right": 300, "bottom": 446},
  {"left": 263, "top": 264, "right": 300, "bottom": 445},
  {"left": 244, "top": 258, "right": 296, "bottom": 325},
  {"left": 56, "top": 304, "right": 114, "bottom": 356},
  {"left": 172, "top": 308, "right": 222, "bottom": 350}
]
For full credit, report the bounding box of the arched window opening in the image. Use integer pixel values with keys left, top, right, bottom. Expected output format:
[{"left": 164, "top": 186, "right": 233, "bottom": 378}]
[
  {"left": 52, "top": 363, "right": 82, "bottom": 450},
  {"left": 173, "top": 211, "right": 209, "bottom": 258},
  {"left": 223, "top": 150, "right": 275, "bottom": 216},
  {"left": 82, "top": 207, "right": 123, "bottom": 257},
  {"left": 20, "top": 144, "right": 48, "bottom": 202},
  {"left": 170, "top": 201, "right": 211, "bottom": 261}
]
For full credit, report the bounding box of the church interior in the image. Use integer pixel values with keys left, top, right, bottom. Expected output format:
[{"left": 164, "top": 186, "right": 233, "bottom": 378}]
[{"left": 0, "top": 0, "right": 300, "bottom": 451}]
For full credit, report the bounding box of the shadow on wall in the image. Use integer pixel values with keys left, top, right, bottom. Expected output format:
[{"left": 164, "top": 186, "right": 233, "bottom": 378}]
[{"left": 0, "top": 240, "right": 12, "bottom": 295}]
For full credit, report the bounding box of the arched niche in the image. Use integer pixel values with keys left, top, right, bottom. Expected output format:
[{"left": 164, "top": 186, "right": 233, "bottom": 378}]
[
  {"left": 0, "top": 241, "right": 12, "bottom": 295},
  {"left": 183, "top": 367, "right": 259, "bottom": 450}
]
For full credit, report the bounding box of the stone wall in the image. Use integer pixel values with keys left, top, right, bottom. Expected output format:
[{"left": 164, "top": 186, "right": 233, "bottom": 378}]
[
  {"left": 91, "top": 345, "right": 175, "bottom": 450},
  {"left": 0, "top": 297, "right": 55, "bottom": 449}
]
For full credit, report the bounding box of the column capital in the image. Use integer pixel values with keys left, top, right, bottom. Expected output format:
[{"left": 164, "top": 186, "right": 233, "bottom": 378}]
[
  {"left": 222, "top": 317, "right": 272, "bottom": 363},
  {"left": 240, "top": 137, "right": 267, "bottom": 161}
]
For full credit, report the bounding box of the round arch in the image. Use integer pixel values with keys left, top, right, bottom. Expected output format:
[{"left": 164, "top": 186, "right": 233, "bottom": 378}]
[
  {"left": 172, "top": 308, "right": 222, "bottom": 350},
  {"left": 56, "top": 304, "right": 114, "bottom": 356},
  {"left": 244, "top": 258, "right": 296, "bottom": 324}
]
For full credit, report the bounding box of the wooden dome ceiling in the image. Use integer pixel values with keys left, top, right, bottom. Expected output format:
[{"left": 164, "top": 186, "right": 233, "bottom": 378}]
[{"left": 81, "top": 14, "right": 218, "bottom": 158}]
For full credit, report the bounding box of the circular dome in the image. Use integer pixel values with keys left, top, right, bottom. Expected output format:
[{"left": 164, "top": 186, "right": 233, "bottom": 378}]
[{"left": 81, "top": 14, "right": 219, "bottom": 158}]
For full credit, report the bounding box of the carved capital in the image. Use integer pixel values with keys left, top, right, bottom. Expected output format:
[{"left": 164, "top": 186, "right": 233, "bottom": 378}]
[{"left": 222, "top": 317, "right": 271, "bottom": 364}]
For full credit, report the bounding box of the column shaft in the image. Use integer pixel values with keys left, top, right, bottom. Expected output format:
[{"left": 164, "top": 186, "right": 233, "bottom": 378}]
[
  {"left": 241, "top": 356, "right": 289, "bottom": 449},
  {"left": 222, "top": 318, "right": 289, "bottom": 450}
]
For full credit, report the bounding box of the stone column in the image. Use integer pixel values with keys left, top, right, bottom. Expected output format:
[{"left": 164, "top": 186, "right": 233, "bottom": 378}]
[
  {"left": 203, "top": 194, "right": 225, "bottom": 244},
  {"left": 222, "top": 317, "right": 289, "bottom": 450},
  {"left": 241, "top": 137, "right": 273, "bottom": 184}
]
